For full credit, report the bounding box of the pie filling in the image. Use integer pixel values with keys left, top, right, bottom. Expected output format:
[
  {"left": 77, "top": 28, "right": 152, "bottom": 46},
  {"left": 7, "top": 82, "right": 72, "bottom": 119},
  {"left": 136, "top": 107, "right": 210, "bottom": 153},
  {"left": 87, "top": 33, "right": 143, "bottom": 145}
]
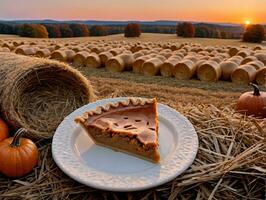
[{"left": 75, "top": 98, "right": 160, "bottom": 163}]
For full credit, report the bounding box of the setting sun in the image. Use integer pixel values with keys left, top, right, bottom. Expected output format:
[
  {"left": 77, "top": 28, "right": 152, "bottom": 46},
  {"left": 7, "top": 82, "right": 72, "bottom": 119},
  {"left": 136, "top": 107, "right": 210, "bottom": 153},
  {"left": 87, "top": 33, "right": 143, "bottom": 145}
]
[{"left": 245, "top": 20, "right": 251, "bottom": 25}]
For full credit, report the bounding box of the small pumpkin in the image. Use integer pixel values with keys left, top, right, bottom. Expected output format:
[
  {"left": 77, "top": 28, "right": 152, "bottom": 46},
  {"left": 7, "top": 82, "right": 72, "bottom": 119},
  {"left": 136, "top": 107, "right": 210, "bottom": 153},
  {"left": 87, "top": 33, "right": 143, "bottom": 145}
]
[
  {"left": 0, "top": 117, "right": 9, "bottom": 142},
  {"left": 0, "top": 128, "right": 38, "bottom": 177},
  {"left": 236, "top": 83, "right": 266, "bottom": 118}
]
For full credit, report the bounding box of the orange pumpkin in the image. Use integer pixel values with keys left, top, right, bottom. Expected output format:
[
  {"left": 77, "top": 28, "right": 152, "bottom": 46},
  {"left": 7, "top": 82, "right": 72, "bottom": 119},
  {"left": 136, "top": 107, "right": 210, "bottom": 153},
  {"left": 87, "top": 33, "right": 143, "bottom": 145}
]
[
  {"left": 0, "top": 128, "right": 38, "bottom": 177},
  {"left": 236, "top": 83, "right": 266, "bottom": 118},
  {"left": 0, "top": 117, "right": 9, "bottom": 142}
]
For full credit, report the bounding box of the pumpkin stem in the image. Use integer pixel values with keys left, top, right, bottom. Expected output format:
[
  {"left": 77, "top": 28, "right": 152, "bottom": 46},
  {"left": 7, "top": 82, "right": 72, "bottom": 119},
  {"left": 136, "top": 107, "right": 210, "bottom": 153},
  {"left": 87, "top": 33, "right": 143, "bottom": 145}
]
[
  {"left": 10, "top": 128, "right": 27, "bottom": 147},
  {"left": 250, "top": 83, "right": 260, "bottom": 96}
]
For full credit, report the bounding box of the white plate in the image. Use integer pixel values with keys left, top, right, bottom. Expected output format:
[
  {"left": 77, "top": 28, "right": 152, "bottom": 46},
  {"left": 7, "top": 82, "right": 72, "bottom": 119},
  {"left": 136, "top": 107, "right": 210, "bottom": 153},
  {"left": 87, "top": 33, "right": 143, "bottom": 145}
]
[{"left": 52, "top": 97, "right": 198, "bottom": 192}]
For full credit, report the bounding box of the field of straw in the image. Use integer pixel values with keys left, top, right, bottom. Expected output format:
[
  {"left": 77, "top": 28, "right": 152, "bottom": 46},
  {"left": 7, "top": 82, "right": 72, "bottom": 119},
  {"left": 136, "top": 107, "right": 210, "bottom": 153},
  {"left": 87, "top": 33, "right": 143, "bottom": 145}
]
[{"left": 0, "top": 34, "right": 265, "bottom": 199}]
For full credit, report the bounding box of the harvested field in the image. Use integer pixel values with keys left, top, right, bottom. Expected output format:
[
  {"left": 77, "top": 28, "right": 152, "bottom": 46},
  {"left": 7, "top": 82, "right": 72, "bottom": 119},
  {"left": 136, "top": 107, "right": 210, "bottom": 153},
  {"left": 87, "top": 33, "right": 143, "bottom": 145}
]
[{"left": 0, "top": 34, "right": 265, "bottom": 199}]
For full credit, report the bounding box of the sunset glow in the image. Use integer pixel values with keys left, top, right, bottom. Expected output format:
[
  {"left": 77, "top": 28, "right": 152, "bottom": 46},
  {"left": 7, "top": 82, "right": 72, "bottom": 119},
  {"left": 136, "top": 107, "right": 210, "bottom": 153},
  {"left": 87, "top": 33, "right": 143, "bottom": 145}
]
[
  {"left": 245, "top": 20, "right": 251, "bottom": 25},
  {"left": 0, "top": 0, "right": 265, "bottom": 24}
]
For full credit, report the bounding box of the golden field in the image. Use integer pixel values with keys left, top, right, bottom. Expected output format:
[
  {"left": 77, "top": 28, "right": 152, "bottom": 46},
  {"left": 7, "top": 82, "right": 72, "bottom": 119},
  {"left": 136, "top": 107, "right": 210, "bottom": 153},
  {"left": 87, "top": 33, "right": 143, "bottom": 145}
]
[{"left": 0, "top": 33, "right": 265, "bottom": 199}]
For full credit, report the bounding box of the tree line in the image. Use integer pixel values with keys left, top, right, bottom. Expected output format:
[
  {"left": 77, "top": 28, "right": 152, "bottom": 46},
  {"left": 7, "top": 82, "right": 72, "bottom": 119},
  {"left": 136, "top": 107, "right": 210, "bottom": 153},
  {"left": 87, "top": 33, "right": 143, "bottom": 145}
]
[{"left": 0, "top": 22, "right": 265, "bottom": 43}]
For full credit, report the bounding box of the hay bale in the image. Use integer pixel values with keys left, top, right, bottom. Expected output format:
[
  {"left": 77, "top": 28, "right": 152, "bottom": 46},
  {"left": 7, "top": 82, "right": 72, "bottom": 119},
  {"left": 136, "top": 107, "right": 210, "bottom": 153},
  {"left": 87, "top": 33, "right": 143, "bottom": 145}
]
[
  {"left": 73, "top": 51, "right": 90, "bottom": 67},
  {"left": 241, "top": 56, "right": 258, "bottom": 65},
  {"left": 133, "top": 51, "right": 145, "bottom": 59},
  {"left": 2, "top": 43, "right": 15, "bottom": 51},
  {"left": 220, "top": 61, "right": 238, "bottom": 80},
  {"left": 109, "top": 48, "right": 124, "bottom": 56},
  {"left": 132, "top": 55, "right": 151, "bottom": 74},
  {"left": 51, "top": 49, "right": 75, "bottom": 62},
  {"left": 99, "top": 51, "right": 113, "bottom": 66},
  {"left": 254, "top": 53, "right": 266, "bottom": 65},
  {"left": 237, "top": 50, "right": 251, "bottom": 58},
  {"left": 253, "top": 45, "right": 263, "bottom": 51},
  {"left": 255, "top": 67, "right": 266, "bottom": 85},
  {"left": 15, "top": 46, "right": 37, "bottom": 56},
  {"left": 35, "top": 49, "right": 51, "bottom": 58},
  {"left": 0, "top": 47, "right": 11, "bottom": 52},
  {"left": 248, "top": 60, "right": 265, "bottom": 70},
  {"left": 142, "top": 58, "right": 164, "bottom": 76},
  {"left": 85, "top": 53, "right": 101, "bottom": 68},
  {"left": 173, "top": 59, "right": 196, "bottom": 80},
  {"left": 228, "top": 47, "right": 239, "bottom": 57},
  {"left": 197, "top": 61, "right": 222, "bottom": 82},
  {"left": 209, "top": 56, "right": 223, "bottom": 64},
  {"left": 160, "top": 58, "right": 181, "bottom": 77},
  {"left": 183, "top": 55, "right": 198, "bottom": 63},
  {"left": 0, "top": 53, "right": 94, "bottom": 139},
  {"left": 231, "top": 65, "right": 257, "bottom": 85},
  {"left": 106, "top": 53, "right": 134, "bottom": 72}
]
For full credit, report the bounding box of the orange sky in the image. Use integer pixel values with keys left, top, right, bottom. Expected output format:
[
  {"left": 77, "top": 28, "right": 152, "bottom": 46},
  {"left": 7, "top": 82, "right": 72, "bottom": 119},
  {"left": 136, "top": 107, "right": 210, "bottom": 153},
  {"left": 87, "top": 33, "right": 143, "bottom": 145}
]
[{"left": 0, "top": 0, "right": 265, "bottom": 24}]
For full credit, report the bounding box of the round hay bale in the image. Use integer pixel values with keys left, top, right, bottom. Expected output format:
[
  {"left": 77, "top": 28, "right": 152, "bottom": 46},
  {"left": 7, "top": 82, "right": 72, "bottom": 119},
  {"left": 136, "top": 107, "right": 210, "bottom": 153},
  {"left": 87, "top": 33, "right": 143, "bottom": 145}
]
[
  {"left": 133, "top": 51, "right": 145, "bottom": 59},
  {"left": 0, "top": 53, "right": 95, "bottom": 139},
  {"left": 159, "top": 52, "right": 172, "bottom": 59},
  {"left": 254, "top": 53, "right": 266, "bottom": 65},
  {"left": 13, "top": 41, "right": 23, "bottom": 47},
  {"left": 231, "top": 65, "right": 257, "bottom": 85},
  {"left": 255, "top": 67, "right": 266, "bottom": 85},
  {"left": 228, "top": 47, "right": 239, "bottom": 57},
  {"left": 209, "top": 57, "right": 223, "bottom": 64},
  {"left": 132, "top": 55, "right": 151, "bottom": 74},
  {"left": 241, "top": 56, "right": 258, "bottom": 65},
  {"left": 220, "top": 61, "right": 238, "bottom": 80},
  {"left": 155, "top": 55, "right": 167, "bottom": 62},
  {"left": 51, "top": 50, "right": 68, "bottom": 62},
  {"left": 99, "top": 51, "right": 113, "bottom": 66},
  {"left": 228, "top": 57, "right": 242, "bottom": 65},
  {"left": 248, "top": 61, "right": 264, "bottom": 70},
  {"left": 0, "top": 47, "right": 11, "bottom": 53},
  {"left": 253, "top": 45, "right": 263, "bottom": 51},
  {"left": 15, "top": 46, "right": 37, "bottom": 56},
  {"left": 106, "top": 53, "right": 134, "bottom": 72},
  {"left": 73, "top": 51, "right": 90, "bottom": 67},
  {"left": 51, "top": 49, "right": 75, "bottom": 62},
  {"left": 183, "top": 55, "right": 198, "bottom": 63},
  {"left": 85, "top": 53, "right": 101, "bottom": 68},
  {"left": 2, "top": 43, "right": 15, "bottom": 51},
  {"left": 197, "top": 61, "right": 222, "bottom": 82},
  {"left": 47, "top": 46, "right": 56, "bottom": 52},
  {"left": 237, "top": 50, "right": 251, "bottom": 58},
  {"left": 173, "top": 59, "right": 196, "bottom": 80},
  {"left": 35, "top": 49, "right": 51, "bottom": 58},
  {"left": 160, "top": 58, "right": 181, "bottom": 77},
  {"left": 110, "top": 48, "right": 124, "bottom": 56},
  {"left": 142, "top": 58, "right": 164, "bottom": 76}
]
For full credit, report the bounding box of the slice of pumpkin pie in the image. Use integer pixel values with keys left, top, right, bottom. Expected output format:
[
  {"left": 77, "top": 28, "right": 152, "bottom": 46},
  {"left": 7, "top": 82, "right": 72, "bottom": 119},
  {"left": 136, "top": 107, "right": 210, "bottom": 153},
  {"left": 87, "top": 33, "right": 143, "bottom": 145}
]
[{"left": 75, "top": 98, "right": 160, "bottom": 163}]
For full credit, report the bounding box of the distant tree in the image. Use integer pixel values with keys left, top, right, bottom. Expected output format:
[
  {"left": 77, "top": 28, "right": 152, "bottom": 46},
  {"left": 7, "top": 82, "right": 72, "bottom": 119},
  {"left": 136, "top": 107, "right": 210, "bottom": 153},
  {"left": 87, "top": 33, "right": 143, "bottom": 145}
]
[
  {"left": 0, "top": 23, "right": 14, "bottom": 34},
  {"left": 221, "top": 31, "right": 228, "bottom": 39},
  {"left": 124, "top": 23, "right": 141, "bottom": 37},
  {"left": 44, "top": 24, "right": 61, "bottom": 38},
  {"left": 32, "top": 24, "right": 49, "bottom": 38},
  {"left": 195, "top": 26, "right": 211, "bottom": 38},
  {"left": 176, "top": 22, "right": 195, "bottom": 38},
  {"left": 69, "top": 24, "right": 89, "bottom": 37},
  {"left": 90, "top": 25, "right": 108, "bottom": 36},
  {"left": 212, "top": 29, "right": 221, "bottom": 38},
  {"left": 17, "top": 24, "right": 34, "bottom": 37},
  {"left": 59, "top": 24, "right": 73, "bottom": 38},
  {"left": 17, "top": 24, "right": 48, "bottom": 38},
  {"left": 243, "top": 24, "right": 265, "bottom": 43}
]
